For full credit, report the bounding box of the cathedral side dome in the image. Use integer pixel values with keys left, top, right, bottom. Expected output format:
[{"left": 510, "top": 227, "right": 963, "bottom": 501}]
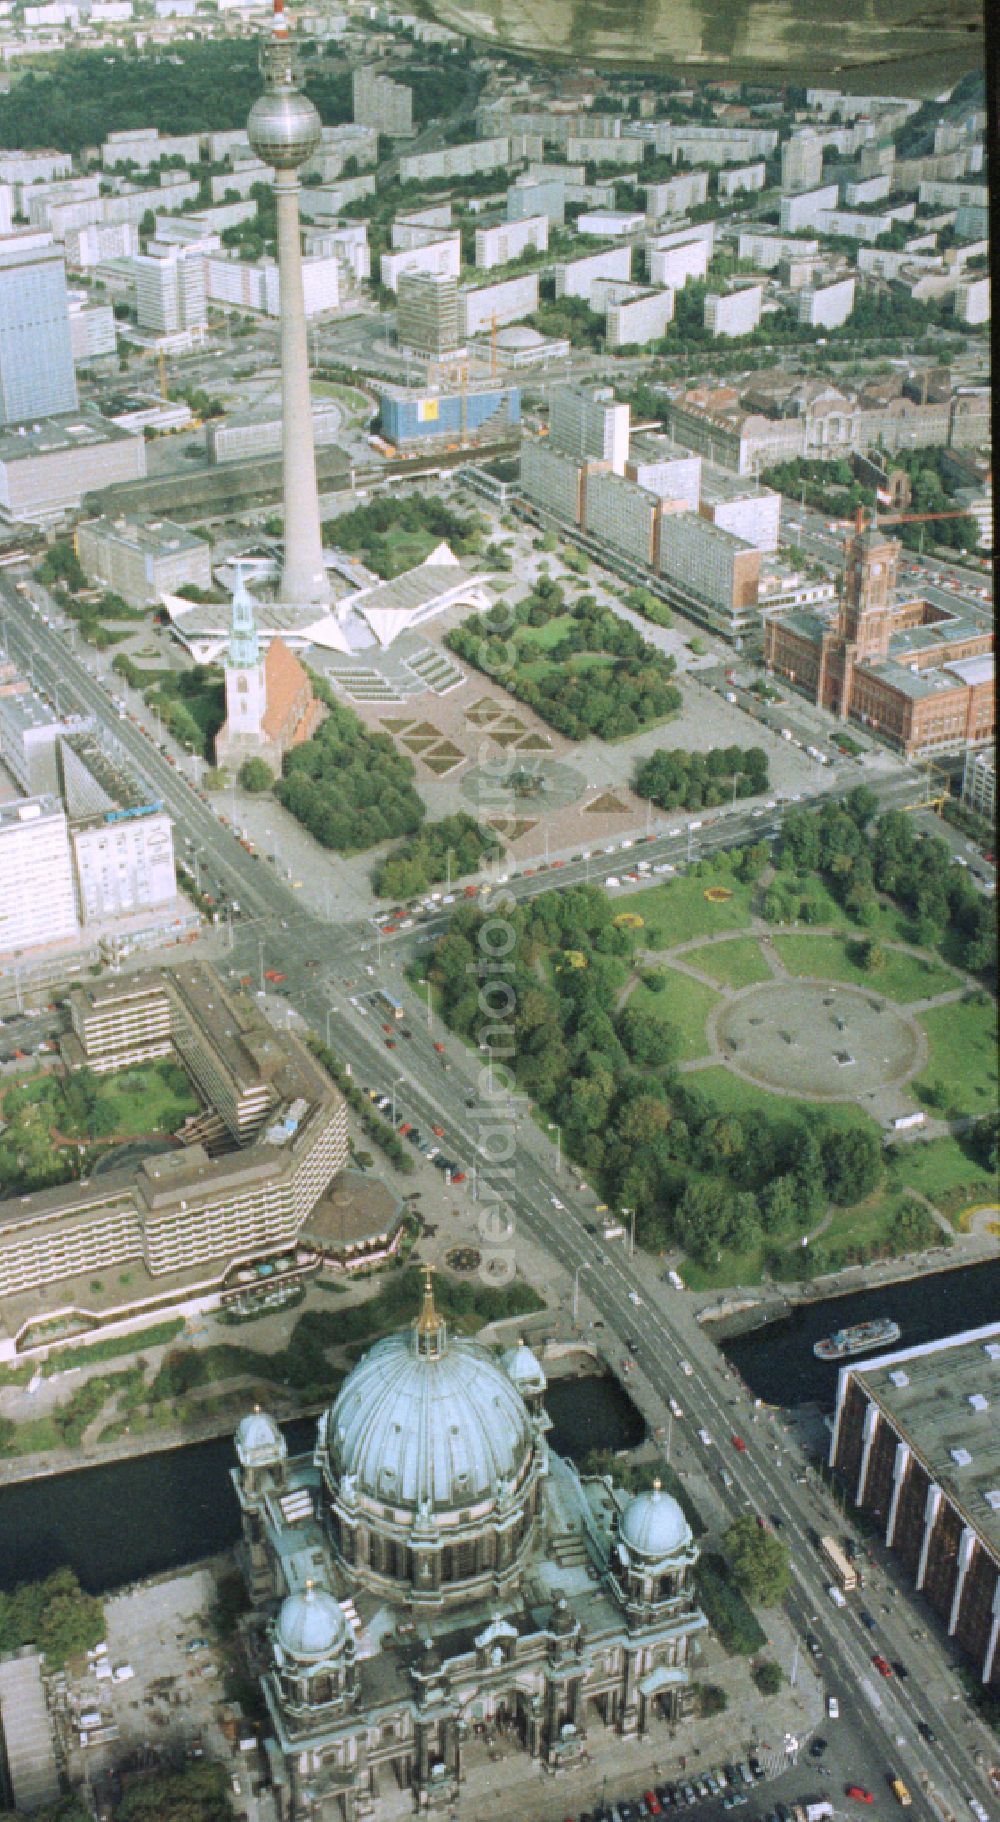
[
  {"left": 235, "top": 1406, "right": 286, "bottom": 1465},
  {"left": 620, "top": 1481, "right": 690, "bottom": 1561},
  {"left": 276, "top": 1583, "right": 348, "bottom": 1661}
]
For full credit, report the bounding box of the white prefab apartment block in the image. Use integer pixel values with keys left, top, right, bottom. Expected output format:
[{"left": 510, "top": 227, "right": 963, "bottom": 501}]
[
  {"left": 68, "top": 298, "right": 116, "bottom": 362},
  {"left": 778, "top": 184, "right": 840, "bottom": 232},
  {"left": 640, "top": 123, "right": 777, "bottom": 163},
  {"left": 576, "top": 210, "right": 645, "bottom": 237},
  {"left": 553, "top": 244, "right": 631, "bottom": 304},
  {"left": 606, "top": 285, "right": 674, "bottom": 349},
  {"left": 658, "top": 511, "right": 761, "bottom": 635},
  {"left": 206, "top": 253, "right": 339, "bottom": 317},
  {"left": 704, "top": 286, "right": 763, "bottom": 338},
  {"left": 134, "top": 244, "right": 206, "bottom": 333},
  {"left": 781, "top": 131, "right": 824, "bottom": 193},
  {"left": 718, "top": 162, "right": 766, "bottom": 198},
  {"left": 644, "top": 171, "right": 709, "bottom": 219},
  {"left": 738, "top": 231, "right": 819, "bottom": 271},
  {"left": 474, "top": 216, "right": 547, "bottom": 271},
  {"left": 379, "top": 236, "right": 461, "bottom": 293},
  {"left": 565, "top": 136, "right": 643, "bottom": 167},
  {"left": 550, "top": 385, "right": 629, "bottom": 475},
  {"left": 507, "top": 176, "right": 565, "bottom": 227},
  {"left": 649, "top": 237, "right": 709, "bottom": 290},
  {"left": 72, "top": 811, "right": 177, "bottom": 923},
  {"left": 460, "top": 272, "right": 539, "bottom": 336},
  {"left": 797, "top": 275, "right": 855, "bottom": 329},
  {"left": 702, "top": 488, "right": 782, "bottom": 553},
  {"left": 0, "top": 796, "right": 79, "bottom": 955},
  {"left": 64, "top": 221, "right": 139, "bottom": 268},
  {"left": 954, "top": 277, "right": 989, "bottom": 325},
  {"left": 399, "top": 138, "right": 509, "bottom": 184},
  {"left": 625, "top": 442, "right": 701, "bottom": 510}
]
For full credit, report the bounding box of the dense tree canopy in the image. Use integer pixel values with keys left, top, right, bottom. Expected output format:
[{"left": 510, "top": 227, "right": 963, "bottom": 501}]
[
  {"left": 277, "top": 702, "right": 424, "bottom": 854},
  {"left": 0, "top": 1568, "right": 104, "bottom": 1668},
  {"left": 723, "top": 1515, "right": 791, "bottom": 1606},
  {"left": 372, "top": 814, "right": 499, "bottom": 900},
  {"left": 634, "top": 744, "right": 768, "bottom": 811}
]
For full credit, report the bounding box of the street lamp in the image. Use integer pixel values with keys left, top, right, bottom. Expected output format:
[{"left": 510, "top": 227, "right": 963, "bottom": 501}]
[
  {"left": 547, "top": 1122, "right": 561, "bottom": 1174},
  {"left": 572, "top": 1261, "right": 591, "bottom": 1325},
  {"left": 622, "top": 1205, "right": 636, "bottom": 1258},
  {"left": 419, "top": 976, "right": 432, "bottom": 1031}
]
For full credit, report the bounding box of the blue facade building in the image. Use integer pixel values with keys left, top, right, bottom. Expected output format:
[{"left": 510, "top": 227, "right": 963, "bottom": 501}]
[
  {"left": 0, "top": 246, "right": 79, "bottom": 427},
  {"left": 378, "top": 382, "right": 520, "bottom": 451}
]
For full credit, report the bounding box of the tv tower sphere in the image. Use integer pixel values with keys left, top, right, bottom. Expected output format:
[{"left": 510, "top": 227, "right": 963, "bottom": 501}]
[{"left": 246, "top": 0, "right": 332, "bottom": 606}]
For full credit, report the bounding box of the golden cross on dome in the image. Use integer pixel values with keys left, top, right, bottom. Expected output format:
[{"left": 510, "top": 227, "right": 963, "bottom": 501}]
[{"left": 416, "top": 1266, "right": 445, "bottom": 1353}]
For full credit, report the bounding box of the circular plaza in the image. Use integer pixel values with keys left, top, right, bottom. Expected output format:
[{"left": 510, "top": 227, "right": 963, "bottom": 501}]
[{"left": 713, "top": 980, "right": 922, "bottom": 1099}]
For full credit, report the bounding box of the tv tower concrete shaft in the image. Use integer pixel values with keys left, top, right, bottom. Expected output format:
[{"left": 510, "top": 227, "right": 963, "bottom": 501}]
[
  {"left": 274, "top": 166, "right": 330, "bottom": 604},
  {"left": 247, "top": 0, "right": 331, "bottom": 605}
]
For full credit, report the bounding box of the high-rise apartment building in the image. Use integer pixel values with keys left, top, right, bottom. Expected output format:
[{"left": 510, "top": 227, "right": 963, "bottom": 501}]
[
  {"left": 781, "top": 130, "right": 824, "bottom": 193},
  {"left": 352, "top": 68, "right": 413, "bottom": 137},
  {"left": 396, "top": 270, "right": 462, "bottom": 355},
  {"left": 0, "top": 796, "right": 80, "bottom": 955},
  {"left": 704, "top": 287, "right": 763, "bottom": 338},
  {"left": 550, "top": 385, "right": 629, "bottom": 475},
  {"left": 72, "top": 810, "right": 177, "bottom": 923},
  {"left": 0, "top": 244, "right": 78, "bottom": 426},
  {"left": 134, "top": 243, "right": 207, "bottom": 335}
]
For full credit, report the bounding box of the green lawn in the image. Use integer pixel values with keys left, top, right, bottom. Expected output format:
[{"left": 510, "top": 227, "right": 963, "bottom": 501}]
[
  {"left": 914, "top": 996, "right": 999, "bottom": 1120},
  {"left": 683, "top": 1066, "right": 880, "bottom": 1137},
  {"left": 515, "top": 613, "right": 577, "bottom": 653},
  {"left": 885, "top": 1134, "right": 997, "bottom": 1227},
  {"left": 628, "top": 970, "right": 720, "bottom": 1062},
  {"left": 92, "top": 1065, "right": 198, "bottom": 1138},
  {"left": 691, "top": 937, "right": 773, "bottom": 990},
  {"left": 771, "top": 934, "right": 959, "bottom": 1004},
  {"left": 627, "top": 873, "right": 755, "bottom": 946}
]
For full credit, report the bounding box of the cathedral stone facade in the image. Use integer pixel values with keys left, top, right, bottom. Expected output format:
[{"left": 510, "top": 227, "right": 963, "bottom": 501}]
[{"left": 232, "top": 1274, "right": 707, "bottom": 1820}]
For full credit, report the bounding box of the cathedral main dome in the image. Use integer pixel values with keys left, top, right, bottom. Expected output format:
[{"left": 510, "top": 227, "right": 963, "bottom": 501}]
[{"left": 319, "top": 1289, "right": 534, "bottom": 1512}]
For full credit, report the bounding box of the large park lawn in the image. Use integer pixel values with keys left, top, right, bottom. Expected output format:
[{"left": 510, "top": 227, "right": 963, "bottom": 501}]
[
  {"left": 771, "top": 934, "right": 959, "bottom": 1004},
  {"left": 628, "top": 969, "right": 720, "bottom": 1062},
  {"left": 691, "top": 937, "right": 773, "bottom": 990},
  {"left": 628, "top": 874, "right": 754, "bottom": 946},
  {"left": 886, "top": 1134, "right": 997, "bottom": 1225},
  {"left": 913, "top": 996, "right": 999, "bottom": 1120},
  {"left": 684, "top": 1065, "right": 880, "bottom": 1137}
]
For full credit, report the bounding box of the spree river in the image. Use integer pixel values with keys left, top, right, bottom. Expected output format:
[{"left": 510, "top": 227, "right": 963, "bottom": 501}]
[{"left": 0, "top": 1373, "right": 643, "bottom": 1595}]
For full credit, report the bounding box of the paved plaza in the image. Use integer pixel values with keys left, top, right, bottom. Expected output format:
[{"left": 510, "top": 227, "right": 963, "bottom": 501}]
[{"left": 714, "top": 980, "right": 922, "bottom": 1099}]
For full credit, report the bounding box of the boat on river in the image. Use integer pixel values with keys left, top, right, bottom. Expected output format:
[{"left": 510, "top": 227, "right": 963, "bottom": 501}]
[{"left": 814, "top": 1318, "right": 901, "bottom": 1362}]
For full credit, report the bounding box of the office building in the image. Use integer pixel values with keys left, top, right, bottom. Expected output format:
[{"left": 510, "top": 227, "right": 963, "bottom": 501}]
[
  {"left": 67, "top": 296, "right": 116, "bottom": 363},
  {"left": 71, "top": 808, "right": 177, "bottom": 923},
  {"left": 520, "top": 440, "right": 591, "bottom": 525},
  {"left": 961, "top": 745, "right": 994, "bottom": 822},
  {"left": 507, "top": 175, "right": 565, "bottom": 228},
  {"left": 584, "top": 470, "right": 662, "bottom": 567},
  {"left": 352, "top": 67, "right": 413, "bottom": 137},
  {"left": 207, "top": 398, "right": 342, "bottom": 466},
  {"left": 764, "top": 523, "right": 994, "bottom": 755},
  {"left": 231, "top": 1294, "right": 707, "bottom": 1820},
  {"left": 0, "top": 243, "right": 78, "bottom": 426},
  {"left": 396, "top": 270, "right": 462, "bottom": 356},
  {"left": 206, "top": 252, "right": 339, "bottom": 318},
  {"left": 704, "top": 287, "right": 763, "bottom": 338},
  {"left": 0, "top": 796, "right": 79, "bottom": 956},
  {"left": 781, "top": 130, "right": 823, "bottom": 193},
  {"left": 134, "top": 243, "right": 207, "bottom": 335},
  {"left": 797, "top": 276, "right": 856, "bottom": 330},
  {"left": 605, "top": 285, "right": 674, "bottom": 351},
  {"left": 658, "top": 512, "right": 761, "bottom": 638},
  {"left": 0, "top": 675, "right": 79, "bottom": 796},
  {"left": 0, "top": 408, "right": 145, "bottom": 525},
  {"left": 550, "top": 385, "right": 629, "bottom": 476},
  {"left": 553, "top": 244, "right": 631, "bottom": 305},
  {"left": 625, "top": 441, "right": 701, "bottom": 510},
  {"left": 829, "top": 1326, "right": 1000, "bottom": 1691},
  {"left": 700, "top": 478, "right": 781, "bottom": 554},
  {"left": 474, "top": 216, "right": 547, "bottom": 272},
  {"left": 76, "top": 515, "right": 212, "bottom": 609}
]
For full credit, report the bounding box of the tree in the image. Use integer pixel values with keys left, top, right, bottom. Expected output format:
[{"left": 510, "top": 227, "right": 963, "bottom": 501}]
[
  {"left": 753, "top": 1659, "right": 784, "bottom": 1695},
  {"left": 616, "top": 1005, "right": 680, "bottom": 1068},
  {"left": 859, "top": 938, "right": 885, "bottom": 972},
  {"left": 820, "top": 1126, "right": 882, "bottom": 1206},
  {"left": 237, "top": 757, "right": 273, "bottom": 793},
  {"left": 723, "top": 1515, "right": 791, "bottom": 1606}
]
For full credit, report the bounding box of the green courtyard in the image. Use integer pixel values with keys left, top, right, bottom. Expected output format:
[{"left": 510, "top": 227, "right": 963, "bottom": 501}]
[{"left": 0, "top": 1060, "right": 199, "bottom": 1198}]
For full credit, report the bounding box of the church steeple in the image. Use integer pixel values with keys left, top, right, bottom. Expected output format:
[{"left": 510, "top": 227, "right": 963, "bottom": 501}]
[{"left": 228, "top": 563, "right": 261, "bottom": 670}]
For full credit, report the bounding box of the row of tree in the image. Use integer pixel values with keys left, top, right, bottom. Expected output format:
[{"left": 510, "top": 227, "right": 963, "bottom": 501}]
[
  {"left": 446, "top": 580, "right": 682, "bottom": 742},
  {"left": 371, "top": 813, "right": 500, "bottom": 901},
  {"left": 277, "top": 701, "right": 424, "bottom": 855},
  {"left": 634, "top": 745, "right": 770, "bottom": 811}
]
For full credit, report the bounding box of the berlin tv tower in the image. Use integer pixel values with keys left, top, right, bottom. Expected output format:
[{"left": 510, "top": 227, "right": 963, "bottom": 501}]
[{"left": 247, "top": 0, "right": 332, "bottom": 605}]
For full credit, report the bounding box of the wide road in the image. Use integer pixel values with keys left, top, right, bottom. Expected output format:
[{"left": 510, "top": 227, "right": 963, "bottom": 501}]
[{"left": 1, "top": 583, "right": 995, "bottom": 1819}]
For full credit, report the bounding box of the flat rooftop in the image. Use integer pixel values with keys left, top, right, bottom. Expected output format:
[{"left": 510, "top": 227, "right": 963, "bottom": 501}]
[
  {"left": 848, "top": 1324, "right": 1000, "bottom": 1560},
  {"left": 82, "top": 514, "right": 208, "bottom": 558},
  {"left": 0, "top": 406, "right": 136, "bottom": 462}
]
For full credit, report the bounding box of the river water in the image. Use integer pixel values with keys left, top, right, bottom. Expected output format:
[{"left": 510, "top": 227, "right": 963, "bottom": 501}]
[
  {"left": 721, "top": 1257, "right": 1000, "bottom": 1410},
  {"left": 0, "top": 1373, "right": 643, "bottom": 1595}
]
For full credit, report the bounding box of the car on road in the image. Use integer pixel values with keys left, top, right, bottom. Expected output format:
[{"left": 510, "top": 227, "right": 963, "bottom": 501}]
[
  {"left": 678, "top": 1359, "right": 693, "bottom": 1376},
  {"left": 809, "top": 1737, "right": 828, "bottom": 1760},
  {"left": 827, "top": 1695, "right": 839, "bottom": 1719},
  {"left": 891, "top": 1660, "right": 908, "bottom": 1679},
  {"left": 916, "top": 1720, "right": 936, "bottom": 1743},
  {"left": 550, "top": 1197, "right": 564, "bottom": 1209},
  {"left": 872, "top": 1653, "right": 893, "bottom": 1677},
  {"left": 697, "top": 1428, "right": 713, "bottom": 1446},
  {"left": 433, "top": 1042, "right": 446, "bottom": 1053},
  {"left": 730, "top": 1433, "right": 746, "bottom": 1452},
  {"left": 806, "top": 1633, "right": 822, "bottom": 1658},
  {"left": 858, "top": 1607, "right": 877, "bottom": 1629},
  {"left": 846, "top": 1790, "right": 873, "bottom": 1805}
]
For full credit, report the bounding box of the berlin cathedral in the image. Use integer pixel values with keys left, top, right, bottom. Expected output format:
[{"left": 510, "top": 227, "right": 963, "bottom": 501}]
[{"left": 232, "top": 1273, "right": 707, "bottom": 1819}]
